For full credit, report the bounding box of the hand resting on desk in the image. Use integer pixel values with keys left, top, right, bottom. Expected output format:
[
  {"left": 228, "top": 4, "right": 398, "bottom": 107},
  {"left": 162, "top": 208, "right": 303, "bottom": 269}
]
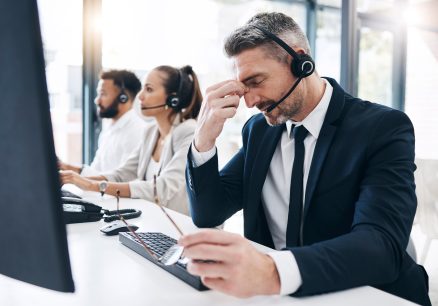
[
  {"left": 178, "top": 229, "right": 280, "bottom": 298},
  {"left": 60, "top": 170, "right": 95, "bottom": 190}
]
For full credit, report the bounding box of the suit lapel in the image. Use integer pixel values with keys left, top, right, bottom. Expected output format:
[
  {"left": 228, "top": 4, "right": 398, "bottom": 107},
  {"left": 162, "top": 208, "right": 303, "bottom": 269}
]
[
  {"left": 303, "top": 78, "right": 345, "bottom": 218},
  {"left": 247, "top": 124, "right": 284, "bottom": 222},
  {"left": 304, "top": 125, "right": 336, "bottom": 218}
]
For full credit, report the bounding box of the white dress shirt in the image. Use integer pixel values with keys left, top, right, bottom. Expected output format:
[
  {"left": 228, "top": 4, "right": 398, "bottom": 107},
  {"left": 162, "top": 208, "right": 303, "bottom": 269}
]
[
  {"left": 81, "top": 109, "right": 147, "bottom": 176},
  {"left": 191, "top": 79, "right": 333, "bottom": 295}
]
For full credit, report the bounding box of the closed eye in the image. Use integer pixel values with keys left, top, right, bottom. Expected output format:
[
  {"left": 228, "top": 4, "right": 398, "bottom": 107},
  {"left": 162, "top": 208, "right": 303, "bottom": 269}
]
[{"left": 246, "top": 77, "right": 265, "bottom": 88}]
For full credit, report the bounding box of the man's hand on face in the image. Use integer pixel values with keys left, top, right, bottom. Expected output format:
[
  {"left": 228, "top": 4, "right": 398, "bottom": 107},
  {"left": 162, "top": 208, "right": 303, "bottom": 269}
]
[
  {"left": 194, "top": 80, "right": 248, "bottom": 152},
  {"left": 179, "top": 229, "right": 281, "bottom": 298}
]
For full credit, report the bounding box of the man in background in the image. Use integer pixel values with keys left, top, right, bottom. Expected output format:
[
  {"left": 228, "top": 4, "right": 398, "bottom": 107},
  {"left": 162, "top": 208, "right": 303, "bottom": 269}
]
[{"left": 59, "top": 69, "right": 146, "bottom": 176}]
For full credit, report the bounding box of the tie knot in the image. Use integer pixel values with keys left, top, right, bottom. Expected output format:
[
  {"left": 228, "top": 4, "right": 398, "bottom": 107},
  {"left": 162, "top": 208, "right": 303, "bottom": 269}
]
[{"left": 293, "top": 125, "right": 308, "bottom": 143}]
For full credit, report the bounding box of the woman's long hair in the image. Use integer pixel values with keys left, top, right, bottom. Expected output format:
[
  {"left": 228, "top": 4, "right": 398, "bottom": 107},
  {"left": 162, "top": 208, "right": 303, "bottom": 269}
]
[{"left": 154, "top": 65, "right": 203, "bottom": 122}]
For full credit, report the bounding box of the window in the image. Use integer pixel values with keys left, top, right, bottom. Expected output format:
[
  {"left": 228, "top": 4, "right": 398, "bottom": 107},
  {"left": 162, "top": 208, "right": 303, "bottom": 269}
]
[
  {"left": 38, "top": 0, "right": 83, "bottom": 164},
  {"left": 315, "top": 5, "right": 341, "bottom": 81},
  {"left": 357, "top": 0, "right": 395, "bottom": 13},
  {"left": 405, "top": 29, "right": 438, "bottom": 159},
  {"left": 317, "top": 0, "right": 341, "bottom": 8},
  {"left": 357, "top": 27, "right": 394, "bottom": 106}
]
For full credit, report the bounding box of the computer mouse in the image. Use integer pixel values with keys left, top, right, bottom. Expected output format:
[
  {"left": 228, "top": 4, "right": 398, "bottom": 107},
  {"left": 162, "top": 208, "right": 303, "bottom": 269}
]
[{"left": 100, "top": 220, "right": 138, "bottom": 236}]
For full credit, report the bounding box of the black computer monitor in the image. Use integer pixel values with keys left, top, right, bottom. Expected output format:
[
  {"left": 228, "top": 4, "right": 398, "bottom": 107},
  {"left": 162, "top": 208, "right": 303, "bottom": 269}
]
[{"left": 0, "top": 0, "right": 75, "bottom": 292}]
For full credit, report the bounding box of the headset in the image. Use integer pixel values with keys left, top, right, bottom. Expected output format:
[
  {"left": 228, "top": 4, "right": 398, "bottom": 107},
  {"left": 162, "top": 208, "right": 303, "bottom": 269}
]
[
  {"left": 253, "top": 25, "right": 315, "bottom": 113},
  {"left": 142, "top": 69, "right": 190, "bottom": 111},
  {"left": 165, "top": 69, "right": 186, "bottom": 110},
  {"left": 118, "top": 80, "right": 129, "bottom": 104}
]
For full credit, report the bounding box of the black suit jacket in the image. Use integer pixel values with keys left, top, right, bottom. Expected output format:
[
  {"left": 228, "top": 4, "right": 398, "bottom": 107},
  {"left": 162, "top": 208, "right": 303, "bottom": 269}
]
[{"left": 186, "top": 78, "right": 430, "bottom": 305}]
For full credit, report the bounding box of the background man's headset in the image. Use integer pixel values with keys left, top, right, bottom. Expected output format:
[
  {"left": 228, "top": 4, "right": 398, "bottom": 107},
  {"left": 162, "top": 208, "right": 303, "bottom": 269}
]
[
  {"left": 142, "top": 69, "right": 191, "bottom": 111},
  {"left": 118, "top": 80, "right": 129, "bottom": 103},
  {"left": 252, "top": 25, "right": 315, "bottom": 113}
]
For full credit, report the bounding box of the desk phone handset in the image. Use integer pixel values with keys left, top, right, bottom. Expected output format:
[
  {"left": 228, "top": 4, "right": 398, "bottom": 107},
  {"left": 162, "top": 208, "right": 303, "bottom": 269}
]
[
  {"left": 62, "top": 197, "right": 142, "bottom": 224},
  {"left": 62, "top": 197, "right": 104, "bottom": 224}
]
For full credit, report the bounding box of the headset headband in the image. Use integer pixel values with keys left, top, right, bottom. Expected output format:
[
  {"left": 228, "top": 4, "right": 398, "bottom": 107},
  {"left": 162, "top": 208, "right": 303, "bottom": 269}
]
[{"left": 253, "top": 25, "right": 302, "bottom": 60}]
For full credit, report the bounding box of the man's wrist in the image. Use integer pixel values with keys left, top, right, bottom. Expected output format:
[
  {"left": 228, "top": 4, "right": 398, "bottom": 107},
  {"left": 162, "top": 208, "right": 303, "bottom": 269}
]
[
  {"left": 263, "top": 254, "right": 281, "bottom": 295},
  {"left": 193, "top": 138, "right": 215, "bottom": 153},
  {"left": 267, "top": 250, "right": 302, "bottom": 295}
]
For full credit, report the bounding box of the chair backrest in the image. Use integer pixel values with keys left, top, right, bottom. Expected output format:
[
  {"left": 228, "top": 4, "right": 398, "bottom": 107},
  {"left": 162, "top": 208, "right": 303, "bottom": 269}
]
[{"left": 414, "top": 159, "right": 438, "bottom": 238}]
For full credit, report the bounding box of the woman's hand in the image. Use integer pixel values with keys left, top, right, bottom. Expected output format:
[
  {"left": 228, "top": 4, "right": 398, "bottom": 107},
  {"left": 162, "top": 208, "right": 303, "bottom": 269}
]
[{"left": 59, "top": 170, "right": 96, "bottom": 191}]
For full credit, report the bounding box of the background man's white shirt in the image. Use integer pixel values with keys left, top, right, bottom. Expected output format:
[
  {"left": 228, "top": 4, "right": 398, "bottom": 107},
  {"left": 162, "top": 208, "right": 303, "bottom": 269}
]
[{"left": 81, "top": 109, "right": 147, "bottom": 176}]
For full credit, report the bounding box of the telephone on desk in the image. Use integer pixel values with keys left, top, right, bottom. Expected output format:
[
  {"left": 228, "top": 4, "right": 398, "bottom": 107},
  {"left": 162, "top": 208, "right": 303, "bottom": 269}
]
[
  {"left": 62, "top": 197, "right": 103, "bottom": 224},
  {"left": 61, "top": 196, "right": 142, "bottom": 224}
]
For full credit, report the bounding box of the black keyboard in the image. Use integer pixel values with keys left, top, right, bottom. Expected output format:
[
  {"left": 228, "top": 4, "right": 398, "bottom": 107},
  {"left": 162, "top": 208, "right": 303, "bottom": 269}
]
[{"left": 119, "top": 232, "right": 208, "bottom": 291}]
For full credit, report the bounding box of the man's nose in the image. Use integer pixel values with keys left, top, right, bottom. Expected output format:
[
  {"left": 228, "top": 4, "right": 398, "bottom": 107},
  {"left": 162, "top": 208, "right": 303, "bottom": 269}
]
[{"left": 243, "top": 91, "right": 260, "bottom": 108}]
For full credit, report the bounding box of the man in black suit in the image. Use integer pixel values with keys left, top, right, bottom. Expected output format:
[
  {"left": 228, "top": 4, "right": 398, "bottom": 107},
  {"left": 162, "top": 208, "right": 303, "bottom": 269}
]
[{"left": 179, "top": 12, "right": 430, "bottom": 305}]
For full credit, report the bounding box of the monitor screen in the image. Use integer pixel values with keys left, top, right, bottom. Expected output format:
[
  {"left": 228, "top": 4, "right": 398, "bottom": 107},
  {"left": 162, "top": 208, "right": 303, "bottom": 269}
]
[{"left": 0, "top": 0, "right": 75, "bottom": 292}]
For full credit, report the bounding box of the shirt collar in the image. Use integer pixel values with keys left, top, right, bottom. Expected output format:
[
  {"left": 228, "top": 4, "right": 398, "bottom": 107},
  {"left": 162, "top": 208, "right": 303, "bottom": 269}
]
[
  {"left": 286, "top": 78, "right": 333, "bottom": 139},
  {"left": 109, "top": 109, "right": 135, "bottom": 131}
]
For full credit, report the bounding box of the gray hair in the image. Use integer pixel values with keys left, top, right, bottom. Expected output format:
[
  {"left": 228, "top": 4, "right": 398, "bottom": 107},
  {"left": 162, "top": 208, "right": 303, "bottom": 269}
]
[{"left": 224, "top": 12, "right": 311, "bottom": 63}]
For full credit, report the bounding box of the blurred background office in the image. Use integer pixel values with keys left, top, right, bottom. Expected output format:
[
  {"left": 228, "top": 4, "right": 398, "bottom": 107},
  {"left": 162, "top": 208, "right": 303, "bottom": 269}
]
[{"left": 38, "top": 0, "right": 437, "bottom": 303}]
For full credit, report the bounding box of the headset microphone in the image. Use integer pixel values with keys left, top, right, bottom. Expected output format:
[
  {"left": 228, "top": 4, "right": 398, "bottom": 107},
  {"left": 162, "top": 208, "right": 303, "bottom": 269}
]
[
  {"left": 253, "top": 25, "right": 315, "bottom": 113},
  {"left": 266, "top": 77, "right": 302, "bottom": 113},
  {"left": 141, "top": 104, "right": 167, "bottom": 110}
]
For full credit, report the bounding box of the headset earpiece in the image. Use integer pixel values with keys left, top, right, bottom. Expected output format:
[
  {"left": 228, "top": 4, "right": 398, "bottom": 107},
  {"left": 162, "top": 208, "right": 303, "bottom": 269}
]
[
  {"left": 165, "top": 69, "right": 187, "bottom": 111},
  {"left": 118, "top": 92, "right": 128, "bottom": 103},
  {"left": 166, "top": 94, "right": 180, "bottom": 109},
  {"left": 291, "top": 53, "right": 315, "bottom": 78},
  {"left": 118, "top": 81, "right": 129, "bottom": 104}
]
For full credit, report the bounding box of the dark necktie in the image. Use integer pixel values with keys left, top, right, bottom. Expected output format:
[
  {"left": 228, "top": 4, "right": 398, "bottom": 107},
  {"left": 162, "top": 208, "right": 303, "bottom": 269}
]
[{"left": 286, "top": 125, "right": 308, "bottom": 247}]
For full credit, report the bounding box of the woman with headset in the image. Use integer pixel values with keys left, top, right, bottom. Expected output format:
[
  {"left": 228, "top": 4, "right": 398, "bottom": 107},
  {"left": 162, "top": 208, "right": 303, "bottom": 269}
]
[{"left": 60, "top": 65, "right": 202, "bottom": 215}]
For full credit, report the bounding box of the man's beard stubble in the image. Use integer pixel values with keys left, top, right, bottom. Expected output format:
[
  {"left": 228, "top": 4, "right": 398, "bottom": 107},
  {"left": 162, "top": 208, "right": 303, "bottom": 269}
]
[
  {"left": 98, "top": 98, "right": 119, "bottom": 119},
  {"left": 263, "top": 88, "right": 304, "bottom": 126}
]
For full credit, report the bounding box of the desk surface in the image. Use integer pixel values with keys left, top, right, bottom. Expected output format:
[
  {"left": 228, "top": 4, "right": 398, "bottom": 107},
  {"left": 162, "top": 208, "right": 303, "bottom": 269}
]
[{"left": 0, "top": 191, "right": 417, "bottom": 306}]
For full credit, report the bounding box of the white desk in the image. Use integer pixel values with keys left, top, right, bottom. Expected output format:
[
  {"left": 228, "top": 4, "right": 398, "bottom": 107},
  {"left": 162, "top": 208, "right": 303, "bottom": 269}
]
[{"left": 0, "top": 192, "right": 417, "bottom": 306}]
